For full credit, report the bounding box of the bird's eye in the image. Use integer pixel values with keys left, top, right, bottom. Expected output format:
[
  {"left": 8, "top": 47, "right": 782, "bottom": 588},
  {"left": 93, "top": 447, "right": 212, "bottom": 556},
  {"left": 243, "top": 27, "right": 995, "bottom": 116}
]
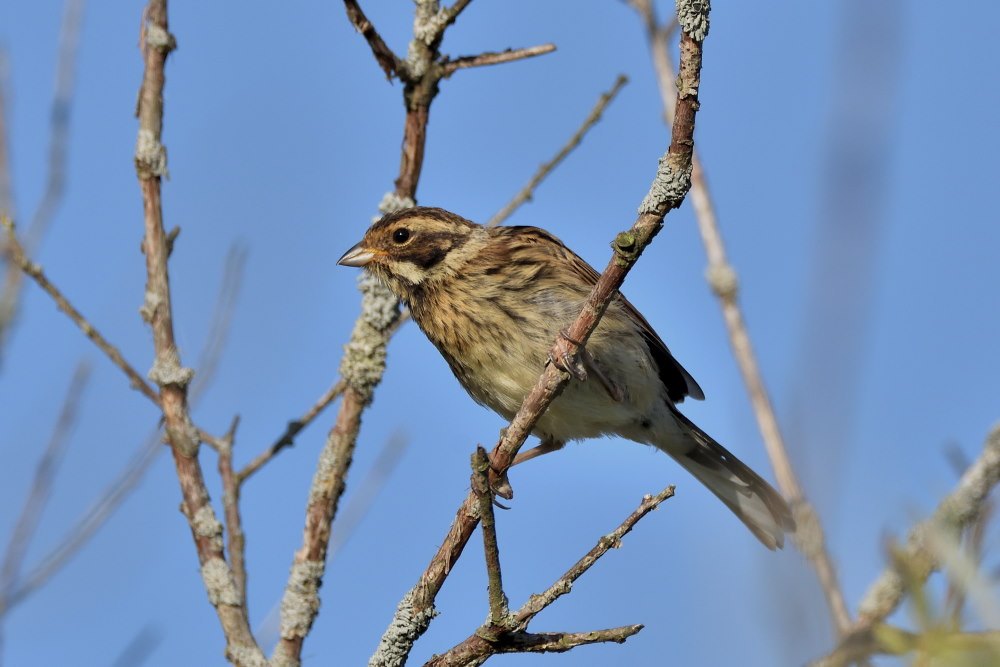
[{"left": 393, "top": 228, "right": 411, "bottom": 244}]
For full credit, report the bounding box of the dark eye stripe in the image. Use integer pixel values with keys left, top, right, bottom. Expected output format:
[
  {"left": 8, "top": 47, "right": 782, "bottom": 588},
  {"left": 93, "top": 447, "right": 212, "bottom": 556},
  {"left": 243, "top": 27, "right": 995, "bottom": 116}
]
[{"left": 409, "top": 245, "right": 448, "bottom": 270}]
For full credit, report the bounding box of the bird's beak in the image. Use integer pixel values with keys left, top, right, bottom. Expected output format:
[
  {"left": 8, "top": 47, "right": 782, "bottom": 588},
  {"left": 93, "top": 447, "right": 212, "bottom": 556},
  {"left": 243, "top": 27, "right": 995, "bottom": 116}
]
[{"left": 337, "top": 242, "right": 377, "bottom": 267}]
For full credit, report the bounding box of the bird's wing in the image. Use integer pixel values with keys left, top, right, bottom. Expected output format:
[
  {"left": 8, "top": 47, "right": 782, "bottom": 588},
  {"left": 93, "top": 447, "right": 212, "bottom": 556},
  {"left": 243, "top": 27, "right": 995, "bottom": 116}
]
[{"left": 514, "top": 225, "right": 705, "bottom": 403}]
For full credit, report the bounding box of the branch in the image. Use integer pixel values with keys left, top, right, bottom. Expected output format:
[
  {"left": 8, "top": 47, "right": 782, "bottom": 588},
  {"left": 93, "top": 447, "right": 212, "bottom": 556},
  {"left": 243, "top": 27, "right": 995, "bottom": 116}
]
[
  {"left": 134, "top": 3, "right": 262, "bottom": 663},
  {"left": 0, "top": 0, "right": 84, "bottom": 360},
  {"left": 856, "top": 424, "right": 1000, "bottom": 625},
  {"left": 0, "top": 361, "right": 90, "bottom": 608},
  {"left": 0, "top": 47, "right": 12, "bottom": 220},
  {"left": 488, "top": 74, "right": 628, "bottom": 227},
  {"left": 342, "top": 0, "right": 402, "bottom": 80},
  {"left": 513, "top": 486, "right": 674, "bottom": 628},
  {"left": 627, "top": 0, "right": 852, "bottom": 636},
  {"left": 425, "top": 487, "right": 674, "bottom": 666},
  {"left": 427, "top": 626, "right": 644, "bottom": 667},
  {"left": 473, "top": 447, "right": 509, "bottom": 626},
  {"left": 371, "top": 11, "right": 709, "bottom": 663},
  {"left": 441, "top": 44, "right": 556, "bottom": 77},
  {"left": 810, "top": 424, "right": 1000, "bottom": 666},
  {"left": 1, "top": 216, "right": 160, "bottom": 406},
  {"left": 237, "top": 378, "right": 345, "bottom": 483},
  {"left": 215, "top": 417, "right": 248, "bottom": 622}
]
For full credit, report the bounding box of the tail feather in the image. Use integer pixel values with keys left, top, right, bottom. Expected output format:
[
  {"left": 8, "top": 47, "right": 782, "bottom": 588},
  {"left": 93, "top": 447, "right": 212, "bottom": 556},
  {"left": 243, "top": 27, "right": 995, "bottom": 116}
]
[{"left": 669, "top": 409, "right": 795, "bottom": 550}]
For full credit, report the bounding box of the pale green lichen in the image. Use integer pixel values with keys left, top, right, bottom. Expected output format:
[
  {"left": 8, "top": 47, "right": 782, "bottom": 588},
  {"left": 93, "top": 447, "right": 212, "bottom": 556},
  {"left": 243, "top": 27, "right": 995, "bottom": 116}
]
[
  {"left": 201, "top": 557, "right": 241, "bottom": 606},
  {"left": 279, "top": 560, "right": 325, "bottom": 639},
  {"left": 368, "top": 587, "right": 438, "bottom": 667},
  {"left": 135, "top": 129, "right": 169, "bottom": 178},
  {"left": 638, "top": 151, "right": 692, "bottom": 214},
  {"left": 676, "top": 0, "right": 711, "bottom": 41}
]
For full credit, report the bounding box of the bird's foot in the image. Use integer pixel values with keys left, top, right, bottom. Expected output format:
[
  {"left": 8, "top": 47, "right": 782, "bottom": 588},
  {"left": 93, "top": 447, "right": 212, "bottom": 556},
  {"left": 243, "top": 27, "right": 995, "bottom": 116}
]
[
  {"left": 548, "top": 329, "right": 587, "bottom": 381},
  {"left": 548, "top": 329, "right": 624, "bottom": 402}
]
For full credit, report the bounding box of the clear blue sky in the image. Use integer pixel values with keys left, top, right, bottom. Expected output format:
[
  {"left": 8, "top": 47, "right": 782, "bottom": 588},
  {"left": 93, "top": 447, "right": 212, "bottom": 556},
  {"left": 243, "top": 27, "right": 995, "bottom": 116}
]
[{"left": 2, "top": 1, "right": 999, "bottom": 665}]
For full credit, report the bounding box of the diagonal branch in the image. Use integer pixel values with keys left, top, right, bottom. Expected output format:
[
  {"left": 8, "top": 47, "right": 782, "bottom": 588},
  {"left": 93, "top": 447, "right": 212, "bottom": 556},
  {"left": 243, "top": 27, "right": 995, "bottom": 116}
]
[
  {"left": 808, "top": 424, "right": 1000, "bottom": 666},
  {"left": 1, "top": 217, "right": 160, "bottom": 405},
  {"left": 626, "top": 0, "right": 852, "bottom": 636},
  {"left": 441, "top": 44, "right": 556, "bottom": 77},
  {"left": 342, "top": 0, "right": 402, "bottom": 80},
  {"left": 370, "top": 11, "right": 709, "bottom": 665},
  {"left": 488, "top": 74, "right": 628, "bottom": 227},
  {"left": 0, "top": 361, "right": 91, "bottom": 609},
  {"left": 424, "top": 486, "right": 674, "bottom": 666},
  {"left": 237, "top": 378, "right": 346, "bottom": 483},
  {"left": 0, "top": 0, "right": 85, "bottom": 361}
]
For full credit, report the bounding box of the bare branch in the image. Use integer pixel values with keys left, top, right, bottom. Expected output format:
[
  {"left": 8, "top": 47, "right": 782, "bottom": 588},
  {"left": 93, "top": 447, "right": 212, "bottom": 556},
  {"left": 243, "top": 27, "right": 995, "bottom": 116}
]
[
  {"left": 1, "top": 216, "right": 161, "bottom": 405},
  {"left": 473, "top": 447, "right": 509, "bottom": 625},
  {"left": 809, "top": 424, "right": 1000, "bottom": 666},
  {"left": 190, "top": 243, "right": 246, "bottom": 404},
  {"left": 426, "top": 626, "right": 645, "bottom": 666},
  {"left": 342, "top": 0, "right": 402, "bottom": 80},
  {"left": 0, "top": 47, "right": 13, "bottom": 220},
  {"left": 441, "top": 44, "right": 556, "bottom": 77},
  {"left": 514, "top": 486, "right": 674, "bottom": 627},
  {"left": 425, "top": 487, "right": 673, "bottom": 666},
  {"left": 0, "top": 0, "right": 85, "bottom": 360},
  {"left": 856, "top": 424, "right": 1000, "bottom": 627},
  {"left": 215, "top": 417, "right": 248, "bottom": 623},
  {"left": 627, "top": 0, "right": 852, "bottom": 636},
  {"left": 237, "top": 379, "right": 345, "bottom": 483},
  {"left": 0, "top": 361, "right": 91, "bottom": 606},
  {"left": 328, "top": 431, "right": 408, "bottom": 558},
  {"left": 488, "top": 74, "right": 628, "bottom": 227},
  {"left": 134, "top": 2, "right": 261, "bottom": 663},
  {"left": 4, "top": 430, "right": 161, "bottom": 612}
]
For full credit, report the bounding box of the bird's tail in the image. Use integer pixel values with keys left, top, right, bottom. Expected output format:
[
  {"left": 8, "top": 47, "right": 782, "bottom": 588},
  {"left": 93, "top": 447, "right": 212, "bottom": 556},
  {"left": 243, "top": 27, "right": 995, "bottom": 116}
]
[{"left": 668, "top": 409, "right": 795, "bottom": 550}]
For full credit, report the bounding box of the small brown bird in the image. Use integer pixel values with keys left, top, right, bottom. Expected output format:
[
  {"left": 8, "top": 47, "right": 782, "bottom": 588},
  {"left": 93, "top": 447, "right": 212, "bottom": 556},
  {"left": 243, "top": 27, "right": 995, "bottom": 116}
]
[{"left": 339, "top": 207, "right": 794, "bottom": 549}]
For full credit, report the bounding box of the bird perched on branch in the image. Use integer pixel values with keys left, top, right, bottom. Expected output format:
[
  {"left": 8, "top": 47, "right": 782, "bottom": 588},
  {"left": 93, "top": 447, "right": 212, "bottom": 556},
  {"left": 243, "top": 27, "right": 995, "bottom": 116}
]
[{"left": 338, "top": 207, "right": 794, "bottom": 549}]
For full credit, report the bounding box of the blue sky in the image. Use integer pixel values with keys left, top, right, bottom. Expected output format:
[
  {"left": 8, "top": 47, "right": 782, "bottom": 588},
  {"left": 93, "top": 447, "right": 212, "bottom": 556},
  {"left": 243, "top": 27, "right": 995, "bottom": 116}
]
[{"left": 2, "top": 1, "right": 999, "bottom": 665}]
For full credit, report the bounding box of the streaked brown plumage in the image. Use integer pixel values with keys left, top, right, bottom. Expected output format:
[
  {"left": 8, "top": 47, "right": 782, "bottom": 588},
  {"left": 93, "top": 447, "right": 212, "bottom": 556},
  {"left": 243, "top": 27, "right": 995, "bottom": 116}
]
[{"left": 339, "top": 207, "right": 794, "bottom": 549}]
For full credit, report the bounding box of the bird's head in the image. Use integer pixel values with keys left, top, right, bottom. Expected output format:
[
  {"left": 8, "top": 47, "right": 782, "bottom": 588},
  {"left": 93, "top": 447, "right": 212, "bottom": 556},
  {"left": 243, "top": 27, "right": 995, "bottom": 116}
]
[{"left": 338, "top": 207, "right": 488, "bottom": 297}]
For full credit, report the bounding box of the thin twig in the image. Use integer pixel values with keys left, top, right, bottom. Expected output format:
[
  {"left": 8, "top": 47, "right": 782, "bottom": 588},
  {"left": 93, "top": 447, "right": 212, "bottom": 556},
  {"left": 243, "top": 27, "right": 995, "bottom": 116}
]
[
  {"left": 488, "top": 74, "right": 628, "bottom": 227},
  {"left": 0, "top": 47, "right": 13, "bottom": 221},
  {"left": 1, "top": 216, "right": 161, "bottom": 405},
  {"left": 4, "top": 270, "right": 241, "bottom": 618},
  {"left": 0, "top": 361, "right": 91, "bottom": 606},
  {"left": 215, "top": 417, "right": 248, "bottom": 623},
  {"left": 809, "top": 424, "right": 1000, "bottom": 666},
  {"left": 237, "top": 378, "right": 346, "bottom": 483},
  {"left": 0, "top": 0, "right": 85, "bottom": 360},
  {"left": 473, "top": 447, "right": 509, "bottom": 626},
  {"left": 856, "top": 425, "right": 1000, "bottom": 626},
  {"left": 441, "top": 44, "right": 556, "bottom": 77},
  {"left": 370, "top": 13, "right": 708, "bottom": 665},
  {"left": 427, "top": 627, "right": 645, "bottom": 667},
  {"left": 189, "top": 243, "right": 246, "bottom": 404},
  {"left": 327, "top": 430, "right": 408, "bottom": 558},
  {"left": 628, "top": 0, "right": 853, "bottom": 636},
  {"left": 134, "top": 3, "right": 261, "bottom": 663},
  {"left": 342, "top": 0, "right": 401, "bottom": 80},
  {"left": 425, "top": 487, "right": 674, "bottom": 666},
  {"left": 514, "top": 486, "right": 674, "bottom": 628},
  {"left": 4, "top": 430, "right": 161, "bottom": 612}
]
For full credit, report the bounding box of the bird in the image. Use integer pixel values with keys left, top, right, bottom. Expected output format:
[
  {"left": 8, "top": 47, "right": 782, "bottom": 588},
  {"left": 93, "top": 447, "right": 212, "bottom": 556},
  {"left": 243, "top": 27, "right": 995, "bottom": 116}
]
[{"left": 338, "top": 206, "right": 794, "bottom": 549}]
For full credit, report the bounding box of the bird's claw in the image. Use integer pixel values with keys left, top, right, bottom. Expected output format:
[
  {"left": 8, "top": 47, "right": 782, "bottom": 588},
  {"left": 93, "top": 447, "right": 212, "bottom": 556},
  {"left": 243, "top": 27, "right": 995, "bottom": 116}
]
[
  {"left": 549, "top": 329, "right": 588, "bottom": 381},
  {"left": 548, "top": 329, "right": 624, "bottom": 402}
]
